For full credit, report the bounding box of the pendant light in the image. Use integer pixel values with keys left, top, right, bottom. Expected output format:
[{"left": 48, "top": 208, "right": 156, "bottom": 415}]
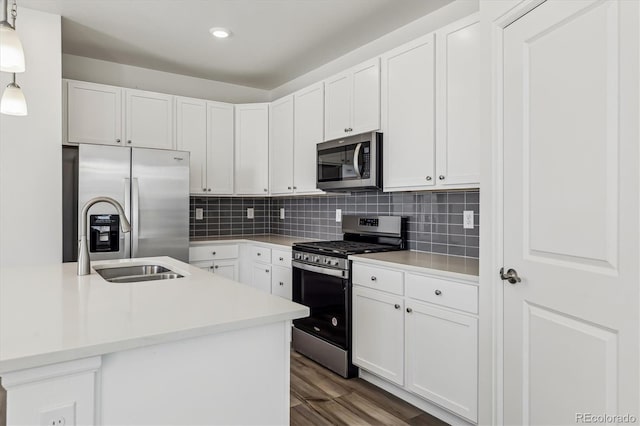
[
  {"left": 0, "top": 0, "right": 26, "bottom": 116},
  {"left": 0, "top": 0, "right": 25, "bottom": 73}
]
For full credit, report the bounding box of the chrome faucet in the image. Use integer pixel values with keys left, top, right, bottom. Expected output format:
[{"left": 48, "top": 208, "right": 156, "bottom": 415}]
[{"left": 78, "top": 197, "right": 131, "bottom": 276}]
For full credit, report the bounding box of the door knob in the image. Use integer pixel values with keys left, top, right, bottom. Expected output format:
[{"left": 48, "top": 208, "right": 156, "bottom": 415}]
[{"left": 500, "top": 267, "right": 521, "bottom": 284}]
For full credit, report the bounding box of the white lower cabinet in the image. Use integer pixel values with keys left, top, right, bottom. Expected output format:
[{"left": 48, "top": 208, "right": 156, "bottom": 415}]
[
  {"left": 251, "top": 263, "right": 272, "bottom": 293},
  {"left": 189, "top": 244, "right": 239, "bottom": 281},
  {"left": 352, "top": 286, "right": 404, "bottom": 386},
  {"left": 271, "top": 265, "right": 292, "bottom": 300},
  {"left": 352, "top": 261, "right": 478, "bottom": 423}
]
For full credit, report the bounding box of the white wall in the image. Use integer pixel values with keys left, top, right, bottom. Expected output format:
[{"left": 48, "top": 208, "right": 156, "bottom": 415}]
[
  {"left": 0, "top": 8, "right": 62, "bottom": 267},
  {"left": 62, "top": 54, "right": 270, "bottom": 103},
  {"left": 269, "top": 0, "right": 479, "bottom": 99}
]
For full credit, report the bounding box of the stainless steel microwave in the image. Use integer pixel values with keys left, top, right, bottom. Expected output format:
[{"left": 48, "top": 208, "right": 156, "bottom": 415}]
[{"left": 316, "top": 132, "right": 382, "bottom": 191}]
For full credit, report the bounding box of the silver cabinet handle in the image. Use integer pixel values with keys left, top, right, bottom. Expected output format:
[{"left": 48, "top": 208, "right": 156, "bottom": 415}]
[
  {"left": 435, "top": 289, "right": 442, "bottom": 296},
  {"left": 208, "top": 188, "right": 211, "bottom": 192},
  {"left": 370, "top": 276, "right": 377, "bottom": 281},
  {"left": 293, "top": 186, "right": 297, "bottom": 190},
  {"left": 212, "top": 251, "right": 216, "bottom": 255},
  {"left": 426, "top": 176, "right": 432, "bottom": 181},
  {"left": 344, "top": 128, "right": 349, "bottom": 132},
  {"left": 279, "top": 257, "right": 284, "bottom": 261},
  {"left": 265, "top": 269, "right": 269, "bottom": 273},
  {"left": 257, "top": 252, "right": 261, "bottom": 256},
  {"left": 394, "top": 304, "right": 400, "bottom": 309},
  {"left": 439, "top": 175, "right": 445, "bottom": 180},
  {"left": 202, "top": 187, "right": 207, "bottom": 192},
  {"left": 279, "top": 281, "right": 284, "bottom": 286},
  {"left": 214, "top": 265, "right": 219, "bottom": 269},
  {"left": 406, "top": 307, "right": 413, "bottom": 313},
  {"left": 116, "top": 138, "right": 121, "bottom": 143},
  {"left": 127, "top": 140, "right": 132, "bottom": 144},
  {"left": 500, "top": 267, "right": 521, "bottom": 284},
  {"left": 347, "top": 127, "right": 353, "bottom": 132},
  {"left": 263, "top": 188, "right": 268, "bottom": 192},
  {"left": 287, "top": 186, "right": 292, "bottom": 190}
]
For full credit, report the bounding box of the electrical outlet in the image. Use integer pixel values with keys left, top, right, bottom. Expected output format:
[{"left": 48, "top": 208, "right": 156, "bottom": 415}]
[
  {"left": 463, "top": 210, "right": 474, "bottom": 229},
  {"left": 40, "top": 402, "right": 75, "bottom": 426},
  {"left": 195, "top": 208, "right": 204, "bottom": 220},
  {"left": 280, "top": 208, "right": 285, "bottom": 220},
  {"left": 247, "top": 208, "right": 254, "bottom": 219},
  {"left": 336, "top": 209, "right": 342, "bottom": 222}
]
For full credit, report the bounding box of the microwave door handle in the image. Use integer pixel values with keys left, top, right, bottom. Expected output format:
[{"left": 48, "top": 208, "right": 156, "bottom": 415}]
[{"left": 353, "top": 142, "right": 362, "bottom": 178}]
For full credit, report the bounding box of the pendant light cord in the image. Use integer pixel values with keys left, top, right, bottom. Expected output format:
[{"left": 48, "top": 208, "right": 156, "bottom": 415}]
[{"left": 11, "top": 0, "right": 16, "bottom": 27}]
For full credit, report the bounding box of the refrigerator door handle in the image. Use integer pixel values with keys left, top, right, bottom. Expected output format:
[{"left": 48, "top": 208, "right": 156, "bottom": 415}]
[
  {"left": 132, "top": 177, "right": 140, "bottom": 257},
  {"left": 124, "top": 178, "right": 131, "bottom": 258}
]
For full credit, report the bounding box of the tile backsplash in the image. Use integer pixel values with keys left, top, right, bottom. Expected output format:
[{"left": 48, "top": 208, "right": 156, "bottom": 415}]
[{"left": 190, "top": 189, "right": 480, "bottom": 258}]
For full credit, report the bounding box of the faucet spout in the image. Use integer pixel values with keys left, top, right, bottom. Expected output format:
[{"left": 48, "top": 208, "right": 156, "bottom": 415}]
[{"left": 78, "top": 196, "right": 131, "bottom": 276}]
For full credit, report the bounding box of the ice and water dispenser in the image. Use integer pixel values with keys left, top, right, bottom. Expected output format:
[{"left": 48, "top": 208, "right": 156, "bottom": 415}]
[{"left": 89, "top": 214, "right": 120, "bottom": 252}]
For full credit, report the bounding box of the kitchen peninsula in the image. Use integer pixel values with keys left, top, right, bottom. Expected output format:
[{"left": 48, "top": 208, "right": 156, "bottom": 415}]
[{"left": 0, "top": 257, "right": 308, "bottom": 425}]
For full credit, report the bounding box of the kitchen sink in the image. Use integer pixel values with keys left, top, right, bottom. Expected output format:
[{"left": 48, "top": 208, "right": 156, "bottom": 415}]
[{"left": 95, "top": 265, "right": 184, "bottom": 283}]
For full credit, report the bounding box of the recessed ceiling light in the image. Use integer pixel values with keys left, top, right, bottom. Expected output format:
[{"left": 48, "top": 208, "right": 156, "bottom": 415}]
[{"left": 210, "top": 27, "right": 231, "bottom": 39}]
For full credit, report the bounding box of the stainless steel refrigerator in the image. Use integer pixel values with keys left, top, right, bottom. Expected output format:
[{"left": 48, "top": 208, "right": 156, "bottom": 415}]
[{"left": 63, "top": 144, "right": 190, "bottom": 263}]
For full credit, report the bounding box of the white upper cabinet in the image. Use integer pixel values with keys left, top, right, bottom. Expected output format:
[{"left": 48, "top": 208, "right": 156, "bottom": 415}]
[
  {"left": 269, "top": 95, "right": 295, "bottom": 195},
  {"left": 207, "top": 101, "right": 235, "bottom": 195},
  {"left": 176, "top": 97, "right": 207, "bottom": 194},
  {"left": 125, "top": 89, "right": 174, "bottom": 150},
  {"left": 293, "top": 82, "right": 324, "bottom": 194},
  {"left": 235, "top": 103, "right": 269, "bottom": 195},
  {"left": 435, "top": 14, "right": 481, "bottom": 186},
  {"left": 381, "top": 33, "right": 436, "bottom": 191},
  {"left": 324, "top": 58, "right": 380, "bottom": 141},
  {"left": 66, "top": 80, "right": 123, "bottom": 146}
]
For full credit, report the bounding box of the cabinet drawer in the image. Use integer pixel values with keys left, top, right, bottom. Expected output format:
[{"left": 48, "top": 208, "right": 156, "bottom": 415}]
[
  {"left": 352, "top": 263, "right": 403, "bottom": 295},
  {"left": 405, "top": 273, "right": 478, "bottom": 314},
  {"left": 272, "top": 249, "right": 291, "bottom": 268},
  {"left": 189, "top": 244, "right": 239, "bottom": 262},
  {"left": 252, "top": 246, "right": 272, "bottom": 263}
]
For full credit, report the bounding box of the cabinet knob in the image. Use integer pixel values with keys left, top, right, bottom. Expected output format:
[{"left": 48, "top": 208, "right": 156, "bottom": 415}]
[
  {"left": 265, "top": 269, "right": 269, "bottom": 273},
  {"left": 344, "top": 128, "right": 349, "bottom": 133},
  {"left": 287, "top": 186, "right": 292, "bottom": 190},
  {"left": 279, "top": 281, "right": 284, "bottom": 286},
  {"left": 212, "top": 251, "right": 216, "bottom": 255},
  {"left": 264, "top": 188, "right": 268, "bottom": 192},
  {"left": 293, "top": 186, "right": 297, "bottom": 190},
  {"left": 370, "top": 276, "right": 377, "bottom": 281},
  {"left": 116, "top": 138, "right": 121, "bottom": 143},
  {"left": 208, "top": 188, "right": 212, "bottom": 192},
  {"left": 127, "top": 140, "right": 132, "bottom": 144},
  {"left": 435, "top": 289, "right": 442, "bottom": 296},
  {"left": 347, "top": 127, "right": 353, "bottom": 132},
  {"left": 426, "top": 176, "right": 432, "bottom": 181},
  {"left": 394, "top": 304, "right": 400, "bottom": 309},
  {"left": 202, "top": 187, "right": 207, "bottom": 192},
  {"left": 214, "top": 265, "right": 219, "bottom": 269},
  {"left": 279, "top": 257, "right": 284, "bottom": 261},
  {"left": 406, "top": 307, "right": 413, "bottom": 313},
  {"left": 439, "top": 175, "right": 445, "bottom": 180},
  {"left": 257, "top": 252, "right": 261, "bottom": 256}
]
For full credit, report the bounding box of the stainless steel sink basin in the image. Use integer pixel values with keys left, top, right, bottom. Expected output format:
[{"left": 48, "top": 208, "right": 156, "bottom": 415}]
[{"left": 95, "top": 265, "right": 184, "bottom": 283}]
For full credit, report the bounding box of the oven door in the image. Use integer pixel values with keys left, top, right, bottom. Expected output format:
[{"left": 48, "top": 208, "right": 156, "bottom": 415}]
[{"left": 292, "top": 261, "right": 349, "bottom": 349}]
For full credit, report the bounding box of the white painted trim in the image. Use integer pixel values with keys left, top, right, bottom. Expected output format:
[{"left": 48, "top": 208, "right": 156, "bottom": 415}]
[{"left": 0, "top": 356, "right": 101, "bottom": 388}]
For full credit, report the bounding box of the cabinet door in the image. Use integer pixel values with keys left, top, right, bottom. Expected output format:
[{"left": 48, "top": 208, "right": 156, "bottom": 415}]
[
  {"left": 271, "top": 265, "right": 292, "bottom": 300},
  {"left": 269, "top": 96, "right": 294, "bottom": 195},
  {"left": 235, "top": 104, "right": 269, "bottom": 195},
  {"left": 381, "top": 33, "right": 436, "bottom": 191},
  {"left": 293, "top": 82, "right": 324, "bottom": 194},
  {"left": 352, "top": 286, "right": 404, "bottom": 386},
  {"left": 405, "top": 300, "right": 477, "bottom": 422},
  {"left": 125, "top": 89, "right": 174, "bottom": 150},
  {"left": 207, "top": 101, "right": 235, "bottom": 195},
  {"left": 435, "top": 14, "right": 481, "bottom": 186},
  {"left": 176, "top": 97, "right": 207, "bottom": 194},
  {"left": 213, "top": 259, "right": 238, "bottom": 281},
  {"left": 251, "top": 263, "right": 272, "bottom": 293},
  {"left": 66, "top": 80, "right": 123, "bottom": 145},
  {"left": 190, "top": 260, "right": 213, "bottom": 271},
  {"left": 351, "top": 58, "right": 380, "bottom": 135},
  {"left": 324, "top": 71, "right": 352, "bottom": 141}
]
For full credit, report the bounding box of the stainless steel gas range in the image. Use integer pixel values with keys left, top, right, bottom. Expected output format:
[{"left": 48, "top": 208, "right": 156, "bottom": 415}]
[{"left": 291, "top": 215, "right": 406, "bottom": 378}]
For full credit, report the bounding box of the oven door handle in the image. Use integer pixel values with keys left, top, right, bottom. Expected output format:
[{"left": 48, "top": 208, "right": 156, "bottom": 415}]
[
  {"left": 292, "top": 261, "right": 349, "bottom": 279},
  {"left": 353, "top": 142, "right": 363, "bottom": 178}
]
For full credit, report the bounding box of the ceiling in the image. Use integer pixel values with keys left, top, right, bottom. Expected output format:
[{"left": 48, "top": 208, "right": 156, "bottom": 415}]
[{"left": 19, "top": 0, "right": 452, "bottom": 89}]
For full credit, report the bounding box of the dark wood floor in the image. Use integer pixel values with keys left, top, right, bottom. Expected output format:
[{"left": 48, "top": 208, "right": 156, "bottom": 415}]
[{"left": 290, "top": 351, "right": 449, "bottom": 426}]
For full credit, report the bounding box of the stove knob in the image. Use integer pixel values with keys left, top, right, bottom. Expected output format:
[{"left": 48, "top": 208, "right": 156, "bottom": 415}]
[
  {"left": 333, "top": 260, "right": 340, "bottom": 266},
  {"left": 303, "top": 255, "right": 309, "bottom": 261},
  {"left": 294, "top": 253, "right": 301, "bottom": 260},
  {"left": 313, "top": 256, "right": 320, "bottom": 263}
]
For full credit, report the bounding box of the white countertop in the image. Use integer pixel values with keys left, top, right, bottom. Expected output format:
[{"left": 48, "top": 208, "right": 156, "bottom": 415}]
[
  {"left": 0, "top": 257, "right": 309, "bottom": 373},
  {"left": 189, "top": 234, "right": 317, "bottom": 248},
  {"left": 350, "top": 251, "right": 479, "bottom": 282}
]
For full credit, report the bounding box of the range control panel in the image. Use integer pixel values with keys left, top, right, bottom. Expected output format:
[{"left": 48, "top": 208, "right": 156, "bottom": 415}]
[{"left": 292, "top": 251, "right": 348, "bottom": 270}]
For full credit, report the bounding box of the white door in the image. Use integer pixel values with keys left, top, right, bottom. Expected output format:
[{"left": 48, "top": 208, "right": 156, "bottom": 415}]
[
  {"left": 352, "top": 286, "right": 404, "bottom": 386},
  {"left": 271, "top": 265, "right": 292, "bottom": 300},
  {"left": 251, "top": 263, "right": 272, "bottom": 293},
  {"left": 235, "top": 104, "right": 269, "bottom": 195},
  {"left": 293, "top": 82, "right": 324, "bottom": 194},
  {"left": 66, "top": 80, "right": 122, "bottom": 145},
  {"left": 324, "top": 71, "right": 351, "bottom": 140},
  {"left": 207, "top": 101, "right": 234, "bottom": 195},
  {"left": 269, "top": 95, "right": 294, "bottom": 195},
  {"left": 502, "top": 1, "right": 639, "bottom": 424},
  {"left": 212, "top": 259, "right": 238, "bottom": 281},
  {"left": 405, "top": 300, "right": 477, "bottom": 422},
  {"left": 125, "top": 89, "right": 174, "bottom": 150},
  {"left": 381, "top": 33, "right": 436, "bottom": 191},
  {"left": 175, "top": 97, "right": 207, "bottom": 194},
  {"left": 350, "top": 58, "right": 380, "bottom": 135},
  {"left": 435, "top": 14, "right": 481, "bottom": 186}
]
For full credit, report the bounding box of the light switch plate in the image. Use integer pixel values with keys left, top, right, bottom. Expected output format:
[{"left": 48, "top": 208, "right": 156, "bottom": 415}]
[
  {"left": 280, "top": 208, "right": 285, "bottom": 220},
  {"left": 463, "top": 210, "right": 474, "bottom": 229},
  {"left": 247, "top": 208, "right": 254, "bottom": 219},
  {"left": 195, "top": 208, "right": 204, "bottom": 220},
  {"left": 336, "top": 209, "right": 342, "bottom": 222}
]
